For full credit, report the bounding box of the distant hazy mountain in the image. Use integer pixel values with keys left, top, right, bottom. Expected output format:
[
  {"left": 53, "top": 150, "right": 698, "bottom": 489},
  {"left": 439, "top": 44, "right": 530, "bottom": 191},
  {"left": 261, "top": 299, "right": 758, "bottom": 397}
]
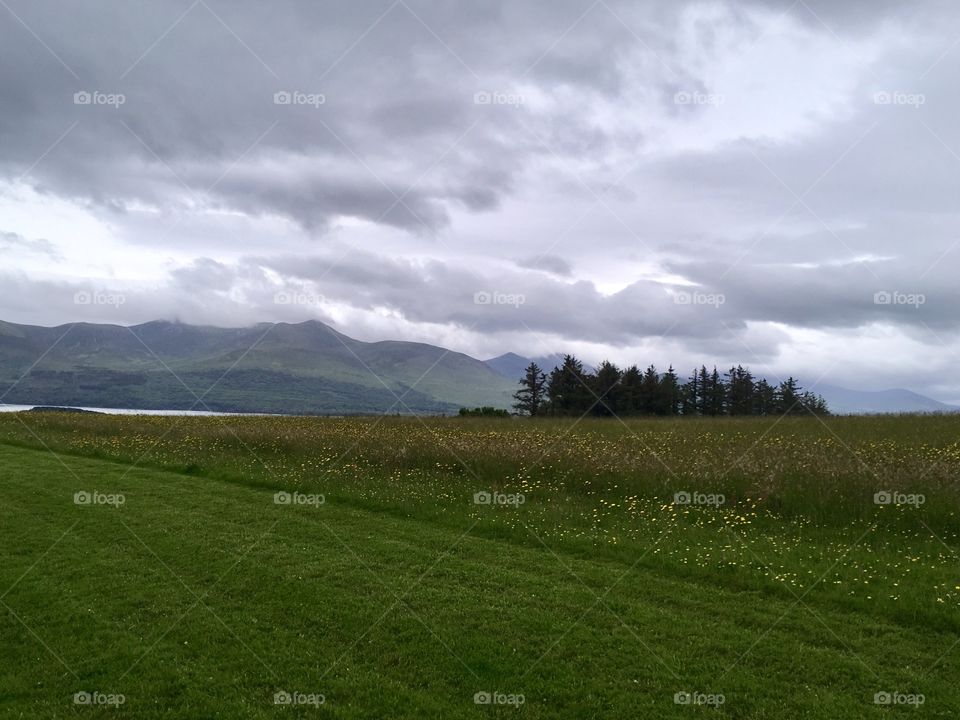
[
  {"left": 485, "top": 352, "right": 564, "bottom": 381},
  {"left": 811, "top": 383, "right": 960, "bottom": 415},
  {"left": 0, "top": 320, "right": 516, "bottom": 415},
  {"left": 485, "top": 352, "right": 595, "bottom": 381}
]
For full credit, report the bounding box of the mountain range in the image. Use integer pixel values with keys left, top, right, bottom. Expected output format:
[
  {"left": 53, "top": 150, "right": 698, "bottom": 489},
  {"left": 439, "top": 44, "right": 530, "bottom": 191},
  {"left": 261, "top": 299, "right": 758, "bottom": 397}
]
[
  {"left": 483, "top": 352, "right": 594, "bottom": 379},
  {"left": 0, "top": 319, "right": 955, "bottom": 415},
  {"left": 807, "top": 383, "right": 960, "bottom": 415},
  {"left": 0, "top": 320, "right": 514, "bottom": 415}
]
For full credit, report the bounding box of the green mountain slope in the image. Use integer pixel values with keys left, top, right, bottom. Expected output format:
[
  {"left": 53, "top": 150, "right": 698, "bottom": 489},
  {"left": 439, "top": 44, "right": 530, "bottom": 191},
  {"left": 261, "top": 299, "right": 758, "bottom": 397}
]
[{"left": 0, "top": 320, "right": 515, "bottom": 414}]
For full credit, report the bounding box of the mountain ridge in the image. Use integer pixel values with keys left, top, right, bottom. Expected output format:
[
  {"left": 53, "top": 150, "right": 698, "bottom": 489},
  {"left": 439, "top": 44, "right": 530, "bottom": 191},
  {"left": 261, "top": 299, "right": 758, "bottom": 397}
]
[
  {"left": 0, "top": 319, "right": 514, "bottom": 415},
  {"left": 1, "top": 320, "right": 955, "bottom": 416},
  {"left": 485, "top": 352, "right": 596, "bottom": 380},
  {"left": 809, "top": 382, "right": 960, "bottom": 415}
]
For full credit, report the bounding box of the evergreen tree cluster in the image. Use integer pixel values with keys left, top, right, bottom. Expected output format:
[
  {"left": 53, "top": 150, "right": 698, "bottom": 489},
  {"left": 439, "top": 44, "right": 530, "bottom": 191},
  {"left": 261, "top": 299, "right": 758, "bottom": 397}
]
[
  {"left": 458, "top": 406, "right": 511, "bottom": 418},
  {"left": 512, "top": 356, "right": 829, "bottom": 417}
]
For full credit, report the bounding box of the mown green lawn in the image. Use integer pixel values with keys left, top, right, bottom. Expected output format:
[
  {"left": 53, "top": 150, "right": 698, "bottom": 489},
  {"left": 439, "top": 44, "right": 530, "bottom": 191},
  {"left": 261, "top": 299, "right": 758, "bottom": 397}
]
[{"left": 0, "top": 434, "right": 956, "bottom": 718}]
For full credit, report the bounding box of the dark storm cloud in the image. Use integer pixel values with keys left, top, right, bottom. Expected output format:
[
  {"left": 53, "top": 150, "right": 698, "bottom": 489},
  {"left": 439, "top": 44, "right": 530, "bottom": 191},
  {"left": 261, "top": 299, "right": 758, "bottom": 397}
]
[
  {"left": 0, "top": 0, "right": 931, "bottom": 238},
  {"left": 0, "top": 0, "right": 667, "bottom": 231}
]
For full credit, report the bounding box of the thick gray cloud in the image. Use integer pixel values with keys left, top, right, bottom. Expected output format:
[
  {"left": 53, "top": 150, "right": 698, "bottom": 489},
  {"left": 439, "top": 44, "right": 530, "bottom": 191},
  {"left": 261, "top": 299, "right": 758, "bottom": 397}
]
[
  {"left": 3, "top": 0, "right": 960, "bottom": 399},
  {"left": 1, "top": 0, "right": 645, "bottom": 230},
  {"left": 516, "top": 255, "right": 572, "bottom": 277}
]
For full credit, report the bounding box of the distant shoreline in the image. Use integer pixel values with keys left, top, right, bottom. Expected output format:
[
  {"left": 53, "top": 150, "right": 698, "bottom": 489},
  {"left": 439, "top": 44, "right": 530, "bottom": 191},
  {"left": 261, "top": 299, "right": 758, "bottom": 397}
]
[
  {"left": 26, "top": 406, "right": 101, "bottom": 414},
  {"left": 0, "top": 403, "right": 276, "bottom": 417}
]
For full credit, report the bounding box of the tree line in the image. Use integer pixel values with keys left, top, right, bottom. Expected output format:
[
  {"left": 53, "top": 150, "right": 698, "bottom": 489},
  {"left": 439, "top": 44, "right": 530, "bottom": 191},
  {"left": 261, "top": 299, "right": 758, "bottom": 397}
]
[{"left": 512, "top": 356, "right": 829, "bottom": 417}]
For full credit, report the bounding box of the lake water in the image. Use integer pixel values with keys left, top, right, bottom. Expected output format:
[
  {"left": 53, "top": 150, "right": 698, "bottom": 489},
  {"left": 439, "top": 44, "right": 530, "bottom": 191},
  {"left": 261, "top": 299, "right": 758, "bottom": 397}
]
[{"left": 0, "top": 404, "right": 270, "bottom": 417}]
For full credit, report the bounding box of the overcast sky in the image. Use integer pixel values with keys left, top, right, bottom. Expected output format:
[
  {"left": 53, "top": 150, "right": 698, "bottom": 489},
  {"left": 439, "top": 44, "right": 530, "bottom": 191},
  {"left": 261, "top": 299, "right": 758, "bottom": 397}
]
[{"left": 3, "top": 0, "right": 960, "bottom": 399}]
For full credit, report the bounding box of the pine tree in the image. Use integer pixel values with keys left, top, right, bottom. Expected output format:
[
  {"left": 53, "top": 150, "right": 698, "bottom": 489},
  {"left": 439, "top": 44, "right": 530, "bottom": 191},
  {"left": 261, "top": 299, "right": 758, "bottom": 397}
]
[
  {"left": 725, "top": 365, "right": 754, "bottom": 415},
  {"left": 681, "top": 368, "right": 701, "bottom": 415},
  {"left": 776, "top": 377, "right": 802, "bottom": 415},
  {"left": 800, "top": 389, "right": 830, "bottom": 416},
  {"left": 545, "top": 355, "right": 593, "bottom": 416},
  {"left": 753, "top": 378, "right": 776, "bottom": 415},
  {"left": 708, "top": 366, "right": 725, "bottom": 416},
  {"left": 512, "top": 362, "right": 546, "bottom": 416},
  {"left": 639, "top": 365, "right": 660, "bottom": 414},
  {"left": 620, "top": 365, "right": 642, "bottom": 414},
  {"left": 661, "top": 365, "right": 681, "bottom": 415},
  {"left": 592, "top": 360, "right": 622, "bottom": 416},
  {"left": 697, "top": 366, "right": 710, "bottom": 415}
]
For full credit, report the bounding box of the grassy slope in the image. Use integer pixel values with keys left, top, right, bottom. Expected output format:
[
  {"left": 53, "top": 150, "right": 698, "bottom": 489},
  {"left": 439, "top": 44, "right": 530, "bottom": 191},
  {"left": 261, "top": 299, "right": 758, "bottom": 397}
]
[{"left": 0, "top": 428, "right": 957, "bottom": 718}]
